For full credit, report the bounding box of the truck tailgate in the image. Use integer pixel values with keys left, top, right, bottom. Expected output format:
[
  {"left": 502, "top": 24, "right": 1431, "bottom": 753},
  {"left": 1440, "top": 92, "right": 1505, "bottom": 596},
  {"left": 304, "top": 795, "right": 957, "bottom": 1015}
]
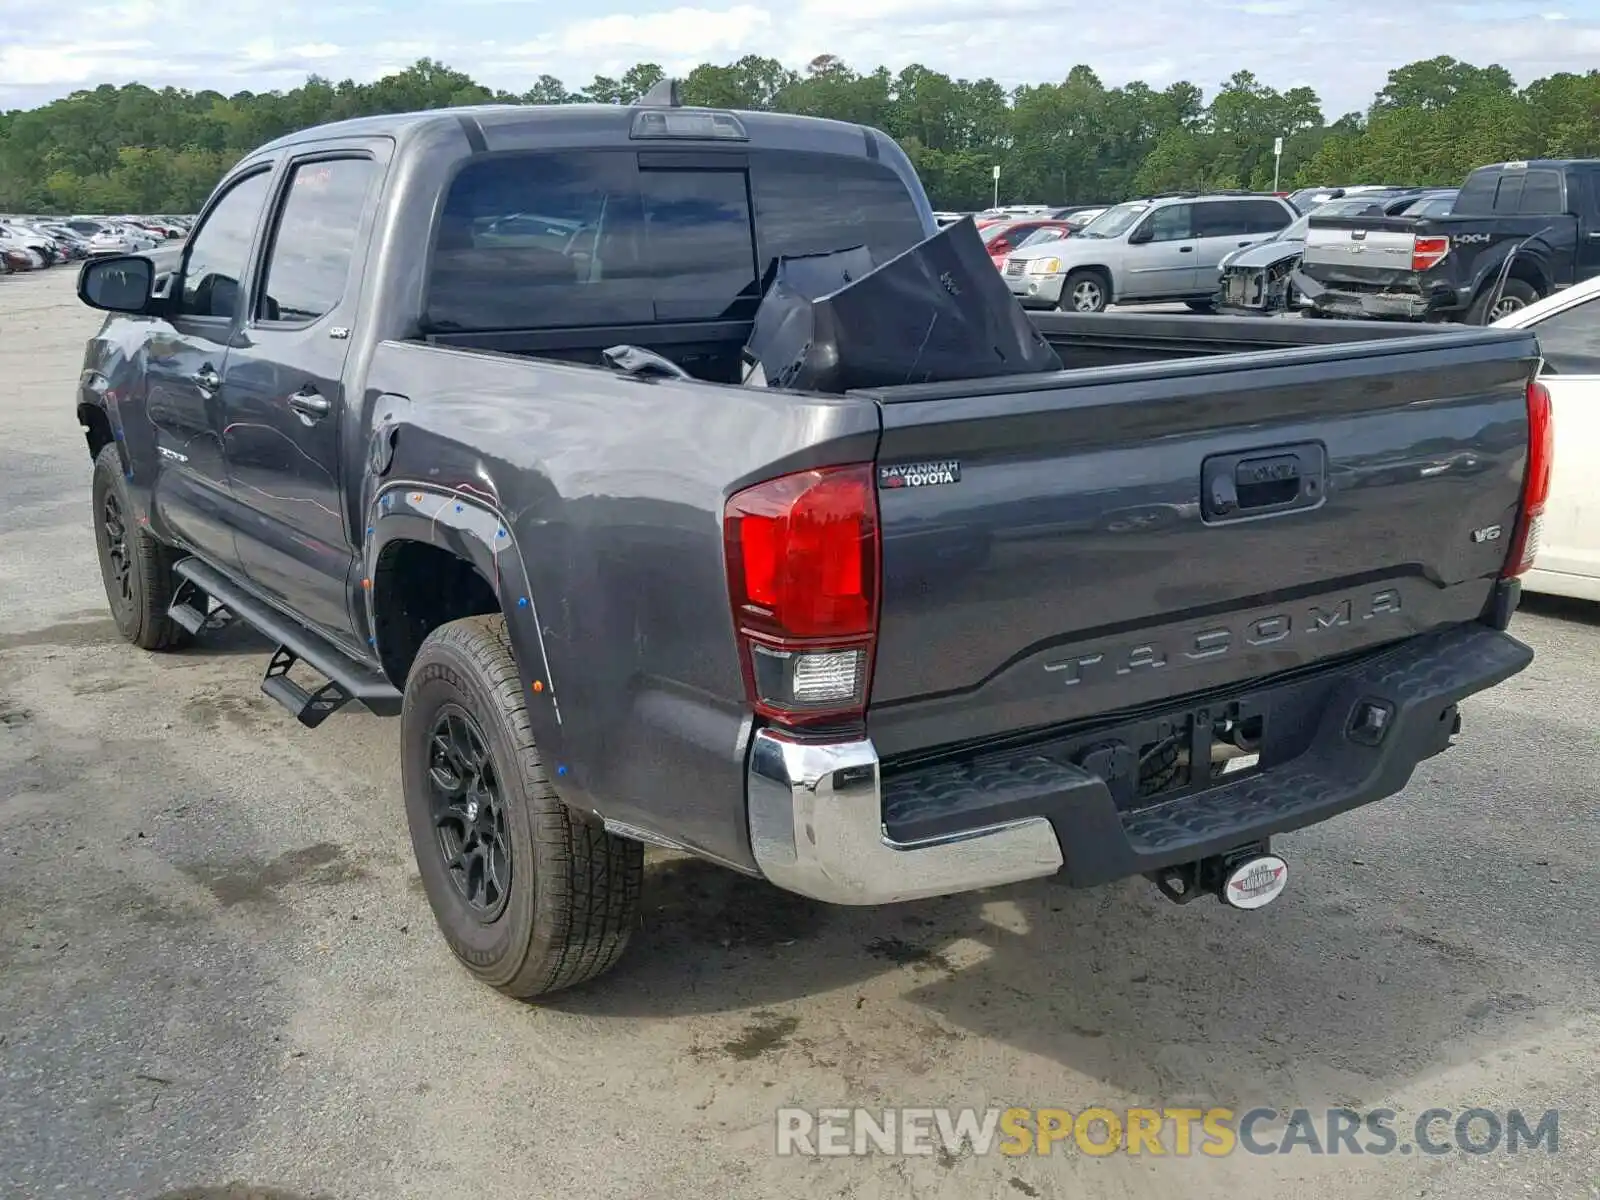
[
  {"left": 861, "top": 329, "right": 1539, "bottom": 758},
  {"left": 1301, "top": 216, "right": 1420, "bottom": 287}
]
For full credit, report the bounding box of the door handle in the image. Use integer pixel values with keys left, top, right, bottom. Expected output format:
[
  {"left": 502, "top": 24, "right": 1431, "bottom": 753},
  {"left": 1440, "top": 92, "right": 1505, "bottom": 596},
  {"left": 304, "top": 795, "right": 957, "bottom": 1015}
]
[
  {"left": 192, "top": 365, "right": 221, "bottom": 394},
  {"left": 1179, "top": 246, "right": 1194, "bottom": 253},
  {"left": 287, "top": 388, "right": 331, "bottom": 418},
  {"left": 1238, "top": 240, "right": 1253, "bottom": 247},
  {"left": 1201, "top": 442, "right": 1327, "bottom": 522}
]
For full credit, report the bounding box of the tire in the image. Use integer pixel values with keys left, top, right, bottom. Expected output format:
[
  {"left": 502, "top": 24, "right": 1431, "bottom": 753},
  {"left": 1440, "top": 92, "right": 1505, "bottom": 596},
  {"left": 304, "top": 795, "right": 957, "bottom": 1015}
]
[
  {"left": 90, "top": 443, "right": 193, "bottom": 651},
  {"left": 1469, "top": 277, "right": 1538, "bottom": 325},
  {"left": 401, "top": 615, "right": 643, "bottom": 998},
  {"left": 1138, "top": 737, "right": 1183, "bottom": 796},
  {"left": 1060, "top": 269, "right": 1109, "bottom": 313}
]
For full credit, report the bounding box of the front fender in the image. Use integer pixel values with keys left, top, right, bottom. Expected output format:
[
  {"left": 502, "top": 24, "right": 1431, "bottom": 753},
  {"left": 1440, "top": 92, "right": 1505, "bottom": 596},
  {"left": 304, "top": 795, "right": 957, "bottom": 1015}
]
[{"left": 79, "top": 325, "right": 159, "bottom": 517}]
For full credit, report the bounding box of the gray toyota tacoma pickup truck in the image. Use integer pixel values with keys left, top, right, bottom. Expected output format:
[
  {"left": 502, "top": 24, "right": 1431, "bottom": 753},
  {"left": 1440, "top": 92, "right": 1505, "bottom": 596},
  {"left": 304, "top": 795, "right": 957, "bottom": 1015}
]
[{"left": 72, "top": 90, "right": 1549, "bottom": 997}]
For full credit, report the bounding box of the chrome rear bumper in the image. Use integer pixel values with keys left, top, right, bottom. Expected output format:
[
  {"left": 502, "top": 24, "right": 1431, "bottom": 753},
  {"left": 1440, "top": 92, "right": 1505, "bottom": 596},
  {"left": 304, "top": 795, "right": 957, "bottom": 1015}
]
[{"left": 746, "top": 730, "right": 1065, "bottom": 905}]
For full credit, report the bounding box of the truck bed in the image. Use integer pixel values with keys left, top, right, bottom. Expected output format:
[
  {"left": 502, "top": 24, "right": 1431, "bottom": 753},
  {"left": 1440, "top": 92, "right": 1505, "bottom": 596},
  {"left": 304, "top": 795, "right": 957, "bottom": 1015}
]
[
  {"left": 410, "top": 312, "right": 1539, "bottom": 766},
  {"left": 422, "top": 307, "right": 1457, "bottom": 377}
]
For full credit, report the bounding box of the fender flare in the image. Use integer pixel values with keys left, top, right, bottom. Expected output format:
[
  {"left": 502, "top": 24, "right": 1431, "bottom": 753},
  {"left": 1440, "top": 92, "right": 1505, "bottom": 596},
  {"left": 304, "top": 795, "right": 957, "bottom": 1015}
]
[
  {"left": 77, "top": 374, "right": 132, "bottom": 477},
  {"left": 364, "top": 480, "right": 573, "bottom": 771}
]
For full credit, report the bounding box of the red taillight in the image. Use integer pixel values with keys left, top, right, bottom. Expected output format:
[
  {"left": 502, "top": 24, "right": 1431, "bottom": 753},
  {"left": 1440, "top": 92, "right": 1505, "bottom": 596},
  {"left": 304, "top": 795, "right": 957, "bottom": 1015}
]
[
  {"left": 724, "top": 464, "right": 880, "bottom": 726},
  {"left": 1503, "top": 378, "right": 1554, "bottom": 578},
  {"left": 1411, "top": 235, "right": 1450, "bottom": 272}
]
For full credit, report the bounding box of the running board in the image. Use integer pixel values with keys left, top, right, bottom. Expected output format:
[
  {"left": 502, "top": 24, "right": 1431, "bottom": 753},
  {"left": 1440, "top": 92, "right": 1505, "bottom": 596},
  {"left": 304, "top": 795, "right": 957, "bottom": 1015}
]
[
  {"left": 170, "top": 558, "right": 403, "bottom": 726},
  {"left": 168, "top": 576, "right": 234, "bottom": 635}
]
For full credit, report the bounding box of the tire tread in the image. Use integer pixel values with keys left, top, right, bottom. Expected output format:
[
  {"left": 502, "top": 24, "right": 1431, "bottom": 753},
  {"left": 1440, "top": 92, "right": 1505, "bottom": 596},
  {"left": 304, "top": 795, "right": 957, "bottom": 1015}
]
[
  {"left": 92, "top": 444, "right": 192, "bottom": 652},
  {"left": 408, "top": 614, "right": 642, "bottom": 998}
]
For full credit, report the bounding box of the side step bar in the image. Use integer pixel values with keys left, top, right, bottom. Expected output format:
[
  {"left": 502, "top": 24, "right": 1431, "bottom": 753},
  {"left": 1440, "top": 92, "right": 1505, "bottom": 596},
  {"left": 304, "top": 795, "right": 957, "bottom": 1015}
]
[{"left": 170, "top": 558, "right": 403, "bottom": 727}]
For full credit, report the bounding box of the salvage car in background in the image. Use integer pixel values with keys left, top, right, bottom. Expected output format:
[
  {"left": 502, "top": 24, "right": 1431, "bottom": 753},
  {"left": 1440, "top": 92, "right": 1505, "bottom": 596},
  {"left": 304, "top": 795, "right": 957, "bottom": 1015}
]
[
  {"left": 1, "top": 243, "right": 37, "bottom": 272},
  {"left": 1051, "top": 204, "right": 1108, "bottom": 229},
  {"left": 1004, "top": 192, "right": 1295, "bottom": 312},
  {"left": 1295, "top": 159, "right": 1600, "bottom": 323},
  {"left": 980, "top": 216, "right": 1076, "bottom": 265},
  {"left": 1493, "top": 274, "right": 1600, "bottom": 601},
  {"left": 1217, "top": 190, "right": 1457, "bottom": 316},
  {"left": 0, "top": 221, "right": 63, "bottom": 265}
]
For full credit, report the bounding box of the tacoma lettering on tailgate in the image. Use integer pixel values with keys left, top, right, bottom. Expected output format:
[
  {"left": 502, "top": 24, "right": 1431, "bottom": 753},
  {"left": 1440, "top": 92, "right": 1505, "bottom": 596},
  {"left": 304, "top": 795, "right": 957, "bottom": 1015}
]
[{"left": 1043, "top": 589, "right": 1403, "bottom": 687}]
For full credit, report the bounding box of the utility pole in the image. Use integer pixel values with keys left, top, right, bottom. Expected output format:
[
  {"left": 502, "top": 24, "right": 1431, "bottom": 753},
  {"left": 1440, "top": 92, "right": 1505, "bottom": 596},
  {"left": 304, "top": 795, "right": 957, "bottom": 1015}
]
[{"left": 992, "top": 163, "right": 1000, "bottom": 209}]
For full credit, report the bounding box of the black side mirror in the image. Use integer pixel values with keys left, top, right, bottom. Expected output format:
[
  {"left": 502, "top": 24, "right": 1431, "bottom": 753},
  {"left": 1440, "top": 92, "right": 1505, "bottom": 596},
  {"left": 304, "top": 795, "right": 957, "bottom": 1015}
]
[
  {"left": 1127, "top": 223, "right": 1153, "bottom": 245},
  {"left": 78, "top": 255, "right": 154, "bottom": 314}
]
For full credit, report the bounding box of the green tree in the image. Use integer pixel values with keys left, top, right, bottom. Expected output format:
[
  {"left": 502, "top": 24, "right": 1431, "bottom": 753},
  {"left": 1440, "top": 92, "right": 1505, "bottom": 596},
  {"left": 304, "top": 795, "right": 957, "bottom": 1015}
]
[
  {"left": 3, "top": 54, "right": 1598, "bottom": 215},
  {"left": 1373, "top": 56, "right": 1516, "bottom": 112}
]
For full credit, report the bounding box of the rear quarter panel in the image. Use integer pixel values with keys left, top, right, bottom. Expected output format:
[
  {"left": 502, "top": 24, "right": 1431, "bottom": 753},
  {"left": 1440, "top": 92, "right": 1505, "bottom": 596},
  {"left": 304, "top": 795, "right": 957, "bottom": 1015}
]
[{"left": 362, "top": 341, "right": 881, "bottom": 871}]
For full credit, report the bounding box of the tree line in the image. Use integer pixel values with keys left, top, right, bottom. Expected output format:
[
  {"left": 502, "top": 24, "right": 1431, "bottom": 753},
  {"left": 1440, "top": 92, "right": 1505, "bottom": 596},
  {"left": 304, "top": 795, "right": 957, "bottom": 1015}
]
[{"left": 2, "top": 54, "right": 1598, "bottom": 216}]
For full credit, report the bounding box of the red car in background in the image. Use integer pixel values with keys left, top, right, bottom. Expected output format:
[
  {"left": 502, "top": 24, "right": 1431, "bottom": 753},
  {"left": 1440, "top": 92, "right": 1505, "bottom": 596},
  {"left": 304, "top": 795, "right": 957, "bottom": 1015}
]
[{"left": 979, "top": 218, "right": 1076, "bottom": 265}]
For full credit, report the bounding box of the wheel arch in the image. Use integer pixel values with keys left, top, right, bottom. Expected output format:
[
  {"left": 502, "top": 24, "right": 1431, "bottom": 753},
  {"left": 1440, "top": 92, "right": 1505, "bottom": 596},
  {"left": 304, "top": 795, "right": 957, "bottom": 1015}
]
[
  {"left": 370, "top": 538, "right": 501, "bottom": 686},
  {"left": 1063, "top": 264, "right": 1114, "bottom": 307},
  {"left": 366, "top": 483, "right": 572, "bottom": 786},
  {"left": 79, "top": 402, "right": 115, "bottom": 462},
  {"left": 1505, "top": 256, "right": 1550, "bottom": 296},
  {"left": 1471, "top": 252, "right": 1550, "bottom": 307}
]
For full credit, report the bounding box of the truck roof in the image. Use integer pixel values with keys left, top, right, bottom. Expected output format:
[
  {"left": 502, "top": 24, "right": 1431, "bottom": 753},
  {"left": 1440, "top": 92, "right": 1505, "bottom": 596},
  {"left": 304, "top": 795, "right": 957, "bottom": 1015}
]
[
  {"left": 251, "top": 102, "right": 893, "bottom": 162},
  {"left": 1474, "top": 158, "right": 1600, "bottom": 171}
]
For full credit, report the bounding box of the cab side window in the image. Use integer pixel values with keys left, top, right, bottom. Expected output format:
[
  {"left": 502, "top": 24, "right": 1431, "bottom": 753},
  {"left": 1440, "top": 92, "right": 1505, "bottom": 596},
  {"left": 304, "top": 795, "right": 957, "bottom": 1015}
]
[
  {"left": 1518, "top": 170, "right": 1564, "bottom": 216},
  {"left": 178, "top": 170, "right": 273, "bottom": 320},
  {"left": 256, "top": 158, "right": 378, "bottom": 324}
]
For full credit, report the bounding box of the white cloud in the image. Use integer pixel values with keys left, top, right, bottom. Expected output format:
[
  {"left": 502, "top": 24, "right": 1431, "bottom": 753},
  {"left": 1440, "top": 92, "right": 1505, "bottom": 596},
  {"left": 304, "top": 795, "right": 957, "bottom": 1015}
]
[
  {"left": 3, "top": 0, "right": 1598, "bottom": 116},
  {"left": 555, "top": 5, "right": 774, "bottom": 57}
]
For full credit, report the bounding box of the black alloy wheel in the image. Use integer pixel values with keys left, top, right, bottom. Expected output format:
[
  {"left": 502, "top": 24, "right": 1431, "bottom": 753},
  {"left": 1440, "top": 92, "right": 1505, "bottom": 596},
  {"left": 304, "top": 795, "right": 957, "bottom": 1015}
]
[
  {"left": 99, "top": 488, "right": 134, "bottom": 615},
  {"left": 401, "top": 614, "right": 643, "bottom": 998},
  {"left": 426, "top": 706, "right": 512, "bottom": 921},
  {"left": 89, "top": 444, "right": 191, "bottom": 650}
]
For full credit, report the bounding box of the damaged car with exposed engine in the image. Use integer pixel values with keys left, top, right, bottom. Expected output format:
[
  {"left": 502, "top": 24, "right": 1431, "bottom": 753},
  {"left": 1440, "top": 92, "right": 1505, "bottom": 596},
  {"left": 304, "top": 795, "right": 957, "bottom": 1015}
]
[{"left": 1216, "top": 190, "right": 1454, "bottom": 317}]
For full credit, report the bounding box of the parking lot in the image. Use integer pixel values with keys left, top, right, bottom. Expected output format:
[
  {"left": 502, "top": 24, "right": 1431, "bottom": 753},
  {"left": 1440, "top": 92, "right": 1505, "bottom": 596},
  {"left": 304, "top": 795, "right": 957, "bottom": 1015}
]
[{"left": 1, "top": 265, "right": 1597, "bottom": 1200}]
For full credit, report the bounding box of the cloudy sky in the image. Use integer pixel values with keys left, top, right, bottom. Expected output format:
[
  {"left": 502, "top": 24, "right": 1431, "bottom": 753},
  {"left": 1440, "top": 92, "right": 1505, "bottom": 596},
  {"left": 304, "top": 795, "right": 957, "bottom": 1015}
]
[{"left": 2, "top": 0, "right": 1597, "bottom": 117}]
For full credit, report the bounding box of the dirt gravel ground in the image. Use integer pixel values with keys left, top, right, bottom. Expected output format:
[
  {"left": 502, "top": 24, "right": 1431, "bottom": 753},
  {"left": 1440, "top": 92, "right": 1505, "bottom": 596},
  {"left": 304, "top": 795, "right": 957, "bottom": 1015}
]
[{"left": 1, "top": 267, "right": 1597, "bottom": 1200}]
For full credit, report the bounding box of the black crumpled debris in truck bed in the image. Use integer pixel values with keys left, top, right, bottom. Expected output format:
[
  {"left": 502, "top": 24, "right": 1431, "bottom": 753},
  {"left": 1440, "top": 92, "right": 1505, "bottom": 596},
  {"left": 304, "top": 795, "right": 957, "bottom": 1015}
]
[{"left": 740, "top": 217, "right": 1063, "bottom": 394}]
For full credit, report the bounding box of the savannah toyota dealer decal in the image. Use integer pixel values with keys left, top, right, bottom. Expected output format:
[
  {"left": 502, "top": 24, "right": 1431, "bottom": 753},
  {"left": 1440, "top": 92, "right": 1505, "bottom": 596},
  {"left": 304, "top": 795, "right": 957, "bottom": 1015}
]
[
  {"left": 1224, "top": 855, "right": 1289, "bottom": 909},
  {"left": 879, "top": 460, "right": 961, "bottom": 489}
]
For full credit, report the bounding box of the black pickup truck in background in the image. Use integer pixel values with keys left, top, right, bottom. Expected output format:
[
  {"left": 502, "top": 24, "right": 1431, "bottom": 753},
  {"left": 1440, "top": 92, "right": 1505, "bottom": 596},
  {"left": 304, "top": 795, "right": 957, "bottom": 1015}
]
[
  {"left": 71, "top": 91, "right": 1546, "bottom": 998},
  {"left": 1295, "top": 158, "right": 1600, "bottom": 322}
]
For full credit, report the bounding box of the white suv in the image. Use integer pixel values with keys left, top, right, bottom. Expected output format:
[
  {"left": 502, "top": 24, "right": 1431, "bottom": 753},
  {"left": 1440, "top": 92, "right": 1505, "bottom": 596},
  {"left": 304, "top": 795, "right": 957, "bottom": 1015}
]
[{"left": 1002, "top": 193, "right": 1297, "bottom": 312}]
